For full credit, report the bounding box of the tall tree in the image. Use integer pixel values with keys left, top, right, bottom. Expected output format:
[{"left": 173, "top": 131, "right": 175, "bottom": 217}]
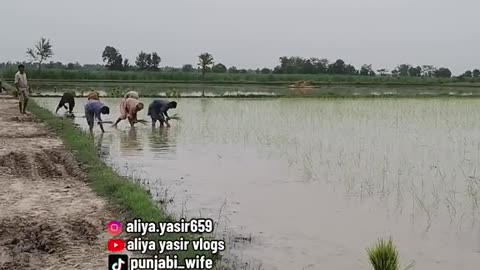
[
  {"left": 150, "top": 52, "right": 161, "bottom": 71},
  {"left": 461, "top": 70, "right": 472, "bottom": 78},
  {"left": 102, "top": 46, "right": 123, "bottom": 71},
  {"left": 181, "top": 64, "right": 194, "bottom": 72},
  {"left": 377, "top": 69, "right": 389, "bottom": 76},
  {"left": 198, "top": 53, "right": 214, "bottom": 78},
  {"left": 360, "top": 64, "right": 374, "bottom": 76},
  {"left": 212, "top": 63, "right": 227, "bottom": 73},
  {"left": 421, "top": 65, "right": 437, "bottom": 77},
  {"left": 328, "top": 59, "right": 347, "bottom": 74},
  {"left": 434, "top": 67, "right": 452, "bottom": 78},
  {"left": 135, "top": 51, "right": 149, "bottom": 70},
  {"left": 473, "top": 69, "right": 480, "bottom": 78},
  {"left": 408, "top": 66, "right": 422, "bottom": 77},
  {"left": 26, "top": 37, "right": 54, "bottom": 71},
  {"left": 394, "top": 64, "right": 411, "bottom": 76}
]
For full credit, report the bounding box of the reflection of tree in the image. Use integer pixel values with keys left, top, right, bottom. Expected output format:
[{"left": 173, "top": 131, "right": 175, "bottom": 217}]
[
  {"left": 200, "top": 98, "right": 210, "bottom": 114},
  {"left": 119, "top": 128, "right": 143, "bottom": 155},
  {"left": 148, "top": 127, "right": 176, "bottom": 156}
]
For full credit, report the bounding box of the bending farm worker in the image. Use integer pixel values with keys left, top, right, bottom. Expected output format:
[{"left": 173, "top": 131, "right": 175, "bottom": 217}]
[
  {"left": 147, "top": 100, "right": 177, "bottom": 128},
  {"left": 56, "top": 91, "right": 76, "bottom": 114},
  {"left": 84, "top": 99, "right": 110, "bottom": 134},
  {"left": 15, "top": 64, "right": 31, "bottom": 114},
  {"left": 113, "top": 97, "right": 144, "bottom": 127}
]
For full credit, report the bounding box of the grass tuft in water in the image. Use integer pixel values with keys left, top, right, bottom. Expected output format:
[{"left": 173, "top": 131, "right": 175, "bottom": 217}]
[{"left": 366, "top": 238, "right": 414, "bottom": 270}]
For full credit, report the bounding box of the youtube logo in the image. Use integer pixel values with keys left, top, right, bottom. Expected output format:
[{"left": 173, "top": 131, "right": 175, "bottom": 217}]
[{"left": 108, "top": 239, "right": 125, "bottom": 252}]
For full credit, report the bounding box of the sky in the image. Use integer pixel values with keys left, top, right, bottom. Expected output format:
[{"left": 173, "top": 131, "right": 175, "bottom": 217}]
[{"left": 1, "top": 0, "right": 478, "bottom": 74}]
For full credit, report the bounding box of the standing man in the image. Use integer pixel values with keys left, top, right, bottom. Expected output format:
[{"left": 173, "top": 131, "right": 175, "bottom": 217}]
[
  {"left": 15, "top": 65, "right": 31, "bottom": 114},
  {"left": 147, "top": 99, "right": 177, "bottom": 128},
  {"left": 56, "top": 91, "right": 76, "bottom": 114}
]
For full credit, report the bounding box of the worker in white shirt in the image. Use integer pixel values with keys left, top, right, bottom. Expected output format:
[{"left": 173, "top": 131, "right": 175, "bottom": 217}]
[{"left": 15, "top": 65, "right": 31, "bottom": 114}]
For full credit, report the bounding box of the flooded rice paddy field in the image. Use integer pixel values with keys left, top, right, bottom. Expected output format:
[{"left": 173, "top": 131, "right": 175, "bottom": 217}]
[
  {"left": 35, "top": 96, "right": 480, "bottom": 270},
  {"left": 27, "top": 80, "right": 480, "bottom": 97}
]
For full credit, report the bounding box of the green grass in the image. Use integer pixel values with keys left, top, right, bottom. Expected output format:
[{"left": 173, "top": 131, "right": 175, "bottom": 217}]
[
  {"left": 27, "top": 98, "right": 224, "bottom": 267},
  {"left": 367, "top": 238, "right": 414, "bottom": 270},
  {"left": 3, "top": 67, "right": 480, "bottom": 86}
]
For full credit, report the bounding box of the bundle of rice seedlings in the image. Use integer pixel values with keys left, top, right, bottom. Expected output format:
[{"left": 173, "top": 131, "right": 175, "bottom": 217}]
[
  {"left": 169, "top": 113, "right": 182, "bottom": 120},
  {"left": 366, "top": 238, "right": 414, "bottom": 270}
]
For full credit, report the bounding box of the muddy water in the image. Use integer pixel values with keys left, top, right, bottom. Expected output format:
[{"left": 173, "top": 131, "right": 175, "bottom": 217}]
[{"left": 35, "top": 97, "right": 480, "bottom": 270}]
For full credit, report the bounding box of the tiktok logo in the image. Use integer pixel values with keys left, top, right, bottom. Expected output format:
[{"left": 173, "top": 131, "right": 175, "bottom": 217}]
[{"left": 108, "top": 255, "right": 129, "bottom": 270}]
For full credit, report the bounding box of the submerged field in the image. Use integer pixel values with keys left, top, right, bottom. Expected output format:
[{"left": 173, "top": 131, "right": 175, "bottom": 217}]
[
  {"left": 11, "top": 80, "right": 480, "bottom": 98},
  {"left": 35, "top": 95, "right": 480, "bottom": 270}
]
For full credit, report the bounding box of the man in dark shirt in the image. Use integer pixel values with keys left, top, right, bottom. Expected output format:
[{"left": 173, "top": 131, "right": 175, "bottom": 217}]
[
  {"left": 56, "top": 91, "right": 76, "bottom": 114},
  {"left": 147, "top": 100, "right": 177, "bottom": 128}
]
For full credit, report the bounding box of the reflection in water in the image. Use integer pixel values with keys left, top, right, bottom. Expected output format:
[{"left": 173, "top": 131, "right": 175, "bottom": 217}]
[
  {"left": 148, "top": 127, "right": 176, "bottom": 157},
  {"left": 95, "top": 132, "right": 113, "bottom": 159},
  {"left": 119, "top": 128, "right": 144, "bottom": 155}
]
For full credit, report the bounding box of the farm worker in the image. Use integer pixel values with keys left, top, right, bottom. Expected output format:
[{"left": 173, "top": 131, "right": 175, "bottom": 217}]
[
  {"left": 84, "top": 99, "right": 110, "bottom": 134},
  {"left": 147, "top": 100, "right": 177, "bottom": 128},
  {"left": 87, "top": 90, "right": 100, "bottom": 100},
  {"left": 15, "top": 64, "right": 31, "bottom": 114},
  {"left": 55, "top": 91, "right": 75, "bottom": 114},
  {"left": 112, "top": 98, "right": 144, "bottom": 127}
]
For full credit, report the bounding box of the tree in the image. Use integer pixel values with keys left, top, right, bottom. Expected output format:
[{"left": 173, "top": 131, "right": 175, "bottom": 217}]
[
  {"left": 228, "top": 66, "right": 239, "bottom": 73},
  {"left": 261, "top": 68, "right": 271, "bottom": 74},
  {"left": 408, "top": 66, "right": 422, "bottom": 77},
  {"left": 102, "top": 46, "right": 124, "bottom": 71},
  {"left": 26, "top": 37, "right": 54, "bottom": 71},
  {"left": 473, "top": 69, "right": 480, "bottom": 78},
  {"left": 198, "top": 53, "right": 214, "bottom": 78},
  {"left": 360, "top": 64, "right": 374, "bottom": 76},
  {"left": 421, "top": 65, "right": 437, "bottom": 77},
  {"left": 328, "top": 59, "right": 347, "bottom": 74},
  {"left": 394, "top": 64, "right": 411, "bottom": 76},
  {"left": 212, "top": 63, "right": 227, "bottom": 73},
  {"left": 135, "top": 51, "right": 149, "bottom": 70},
  {"left": 182, "top": 64, "right": 194, "bottom": 72},
  {"left": 135, "top": 51, "right": 161, "bottom": 71},
  {"left": 434, "top": 67, "right": 452, "bottom": 78},
  {"left": 301, "top": 60, "right": 316, "bottom": 74},
  {"left": 123, "top": 59, "right": 130, "bottom": 70},
  {"left": 461, "top": 70, "right": 472, "bottom": 78},
  {"left": 150, "top": 52, "right": 161, "bottom": 71},
  {"left": 377, "top": 69, "right": 389, "bottom": 76}
]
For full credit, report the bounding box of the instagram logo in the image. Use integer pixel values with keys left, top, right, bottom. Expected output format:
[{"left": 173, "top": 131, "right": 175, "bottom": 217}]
[{"left": 107, "top": 221, "right": 122, "bottom": 236}]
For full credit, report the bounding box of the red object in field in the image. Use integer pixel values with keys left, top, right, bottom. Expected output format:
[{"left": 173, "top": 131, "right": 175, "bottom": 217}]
[{"left": 108, "top": 239, "right": 125, "bottom": 252}]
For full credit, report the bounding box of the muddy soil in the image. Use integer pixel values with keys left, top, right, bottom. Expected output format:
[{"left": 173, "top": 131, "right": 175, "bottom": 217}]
[{"left": 0, "top": 96, "right": 119, "bottom": 270}]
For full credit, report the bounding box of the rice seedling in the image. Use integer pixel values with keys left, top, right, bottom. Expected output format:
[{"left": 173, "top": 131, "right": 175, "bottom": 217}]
[{"left": 366, "top": 238, "right": 414, "bottom": 270}]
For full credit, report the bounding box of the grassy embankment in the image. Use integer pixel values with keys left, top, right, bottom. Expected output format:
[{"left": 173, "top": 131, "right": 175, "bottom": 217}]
[
  {"left": 3, "top": 67, "right": 480, "bottom": 86},
  {"left": 2, "top": 84, "right": 224, "bottom": 266}
]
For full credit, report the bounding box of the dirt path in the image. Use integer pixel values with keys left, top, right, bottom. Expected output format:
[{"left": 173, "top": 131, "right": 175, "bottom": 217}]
[{"left": 0, "top": 95, "right": 117, "bottom": 269}]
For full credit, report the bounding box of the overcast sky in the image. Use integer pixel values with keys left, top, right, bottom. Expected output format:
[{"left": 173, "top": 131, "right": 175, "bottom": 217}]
[{"left": 1, "top": 0, "right": 478, "bottom": 74}]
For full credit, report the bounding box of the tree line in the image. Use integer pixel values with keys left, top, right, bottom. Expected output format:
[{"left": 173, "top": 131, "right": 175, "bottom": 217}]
[{"left": 5, "top": 37, "right": 480, "bottom": 79}]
